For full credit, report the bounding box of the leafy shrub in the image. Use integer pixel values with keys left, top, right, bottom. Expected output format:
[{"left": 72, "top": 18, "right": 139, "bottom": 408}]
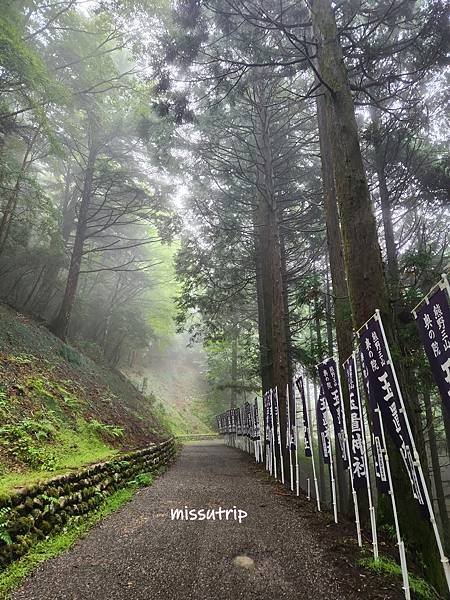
[
  {"left": 59, "top": 344, "right": 82, "bottom": 366},
  {"left": 87, "top": 419, "right": 124, "bottom": 439},
  {"left": 0, "top": 423, "right": 56, "bottom": 470},
  {"left": 359, "top": 557, "right": 437, "bottom": 600},
  {"left": 0, "top": 507, "right": 12, "bottom": 545},
  {"left": 129, "top": 472, "right": 153, "bottom": 487}
]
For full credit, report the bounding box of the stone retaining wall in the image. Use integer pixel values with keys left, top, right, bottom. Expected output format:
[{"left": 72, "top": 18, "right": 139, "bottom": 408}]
[{"left": 0, "top": 438, "right": 176, "bottom": 569}]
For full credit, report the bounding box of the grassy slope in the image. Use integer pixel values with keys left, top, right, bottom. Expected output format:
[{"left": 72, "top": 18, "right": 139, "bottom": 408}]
[{"left": 0, "top": 304, "right": 168, "bottom": 496}]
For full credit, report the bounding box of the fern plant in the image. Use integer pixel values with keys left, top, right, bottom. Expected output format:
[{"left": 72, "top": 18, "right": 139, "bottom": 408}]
[{"left": 0, "top": 507, "right": 12, "bottom": 545}]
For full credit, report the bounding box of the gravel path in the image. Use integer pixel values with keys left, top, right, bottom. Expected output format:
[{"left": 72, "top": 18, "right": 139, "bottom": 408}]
[{"left": 11, "top": 442, "right": 402, "bottom": 600}]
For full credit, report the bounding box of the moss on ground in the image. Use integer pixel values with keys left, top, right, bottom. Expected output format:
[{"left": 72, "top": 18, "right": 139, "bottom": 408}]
[{"left": 359, "top": 556, "right": 439, "bottom": 600}]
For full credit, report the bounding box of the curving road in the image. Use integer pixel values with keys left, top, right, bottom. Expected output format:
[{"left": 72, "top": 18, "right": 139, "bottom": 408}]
[{"left": 12, "top": 442, "right": 402, "bottom": 600}]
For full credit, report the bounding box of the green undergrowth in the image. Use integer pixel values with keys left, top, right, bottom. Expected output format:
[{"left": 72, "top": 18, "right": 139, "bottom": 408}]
[
  {"left": 0, "top": 475, "right": 154, "bottom": 599},
  {"left": 0, "top": 304, "right": 168, "bottom": 495},
  {"left": 359, "top": 556, "right": 438, "bottom": 600},
  {"left": 0, "top": 425, "right": 117, "bottom": 497}
]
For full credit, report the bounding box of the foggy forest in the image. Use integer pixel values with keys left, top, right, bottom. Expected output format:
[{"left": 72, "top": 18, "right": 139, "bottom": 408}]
[{"left": 0, "top": 0, "right": 449, "bottom": 599}]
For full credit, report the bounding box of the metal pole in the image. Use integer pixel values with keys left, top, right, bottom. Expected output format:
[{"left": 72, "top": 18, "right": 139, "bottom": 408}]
[
  {"left": 376, "top": 310, "right": 450, "bottom": 592},
  {"left": 353, "top": 351, "right": 379, "bottom": 560},
  {"left": 377, "top": 405, "right": 410, "bottom": 599},
  {"left": 328, "top": 410, "right": 338, "bottom": 523}
]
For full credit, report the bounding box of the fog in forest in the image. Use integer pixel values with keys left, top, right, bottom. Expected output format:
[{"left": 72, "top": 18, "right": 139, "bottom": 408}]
[{"left": 0, "top": 0, "right": 449, "bottom": 595}]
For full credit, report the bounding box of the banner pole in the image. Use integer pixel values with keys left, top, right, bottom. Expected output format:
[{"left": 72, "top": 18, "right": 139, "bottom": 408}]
[
  {"left": 274, "top": 387, "right": 285, "bottom": 484},
  {"left": 376, "top": 310, "right": 450, "bottom": 592},
  {"left": 328, "top": 410, "right": 338, "bottom": 523},
  {"left": 329, "top": 438, "right": 338, "bottom": 523},
  {"left": 287, "top": 383, "right": 294, "bottom": 491},
  {"left": 310, "top": 379, "right": 321, "bottom": 511},
  {"left": 336, "top": 357, "right": 362, "bottom": 546},
  {"left": 353, "top": 351, "right": 379, "bottom": 560},
  {"left": 377, "top": 405, "right": 410, "bottom": 599}
]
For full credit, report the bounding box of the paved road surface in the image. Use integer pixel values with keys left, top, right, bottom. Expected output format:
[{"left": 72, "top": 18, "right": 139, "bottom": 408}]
[{"left": 12, "top": 443, "right": 402, "bottom": 600}]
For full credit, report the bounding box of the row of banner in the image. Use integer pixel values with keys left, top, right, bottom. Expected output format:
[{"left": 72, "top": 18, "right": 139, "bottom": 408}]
[{"left": 216, "top": 274, "right": 450, "bottom": 599}]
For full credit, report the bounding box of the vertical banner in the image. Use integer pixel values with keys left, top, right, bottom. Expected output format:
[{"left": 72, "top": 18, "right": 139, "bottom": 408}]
[
  {"left": 264, "top": 392, "right": 271, "bottom": 445},
  {"left": 296, "top": 377, "right": 312, "bottom": 457},
  {"left": 342, "top": 356, "right": 367, "bottom": 489},
  {"left": 316, "top": 389, "right": 331, "bottom": 464},
  {"left": 273, "top": 388, "right": 285, "bottom": 484},
  {"left": 414, "top": 284, "right": 450, "bottom": 416},
  {"left": 286, "top": 384, "right": 294, "bottom": 491},
  {"left": 236, "top": 406, "right": 242, "bottom": 437},
  {"left": 358, "top": 314, "right": 428, "bottom": 516},
  {"left": 297, "top": 376, "right": 321, "bottom": 510},
  {"left": 285, "top": 384, "right": 291, "bottom": 449},
  {"left": 244, "top": 402, "right": 251, "bottom": 439},
  {"left": 359, "top": 348, "right": 390, "bottom": 495},
  {"left": 317, "top": 387, "right": 337, "bottom": 522},
  {"left": 359, "top": 311, "right": 450, "bottom": 598},
  {"left": 317, "top": 358, "right": 349, "bottom": 468},
  {"left": 345, "top": 351, "right": 379, "bottom": 559},
  {"left": 241, "top": 405, "right": 246, "bottom": 438},
  {"left": 264, "top": 391, "right": 274, "bottom": 474}
]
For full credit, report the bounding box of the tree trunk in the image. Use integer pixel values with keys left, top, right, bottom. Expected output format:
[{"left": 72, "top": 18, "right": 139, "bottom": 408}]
[
  {"left": 423, "top": 390, "right": 450, "bottom": 555},
  {"left": 253, "top": 92, "right": 290, "bottom": 485},
  {"left": 0, "top": 130, "right": 39, "bottom": 255},
  {"left": 444, "top": 409, "right": 450, "bottom": 464},
  {"left": 371, "top": 113, "right": 400, "bottom": 306},
  {"left": 316, "top": 92, "right": 355, "bottom": 517},
  {"left": 230, "top": 327, "right": 238, "bottom": 409},
  {"left": 51, "top": 145, "right": 96, "bottom": 341},
  {"left": 280, "top": 224, "right": 294, "bottom": 388},
  {"left": 253, "top": 187, "right": 274, "bottom": 393}
]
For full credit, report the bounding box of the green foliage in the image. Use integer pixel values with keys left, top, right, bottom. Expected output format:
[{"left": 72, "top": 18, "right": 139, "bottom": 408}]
[
  {"left": 0, "top": 7, "right": 67, "bottom": 106},
  {"left": 379, "top": 523, "right": 397, "bottom": 542},
  {"left": 87, "top": 420, "right": 124, "bottom": 439},
  {"left": 128, "top": 472, "right": 153, "bottom": 486},
  {"left": 359, "top": 557, "right": 438, "bottom": 600},
  {"left": 0, "top": 421, "right": 57, "bottom": 470},
  {"left": 58, "top": 345, "right": 84, "bottom": 367},
  {"left": 0, "top": 508, "right": 12, "bottom": 546}
]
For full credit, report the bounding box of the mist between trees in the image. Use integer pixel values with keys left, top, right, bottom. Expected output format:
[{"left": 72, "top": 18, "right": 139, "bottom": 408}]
[{"left": 0, "top": 0, "right": 449, "bottom": 594}]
